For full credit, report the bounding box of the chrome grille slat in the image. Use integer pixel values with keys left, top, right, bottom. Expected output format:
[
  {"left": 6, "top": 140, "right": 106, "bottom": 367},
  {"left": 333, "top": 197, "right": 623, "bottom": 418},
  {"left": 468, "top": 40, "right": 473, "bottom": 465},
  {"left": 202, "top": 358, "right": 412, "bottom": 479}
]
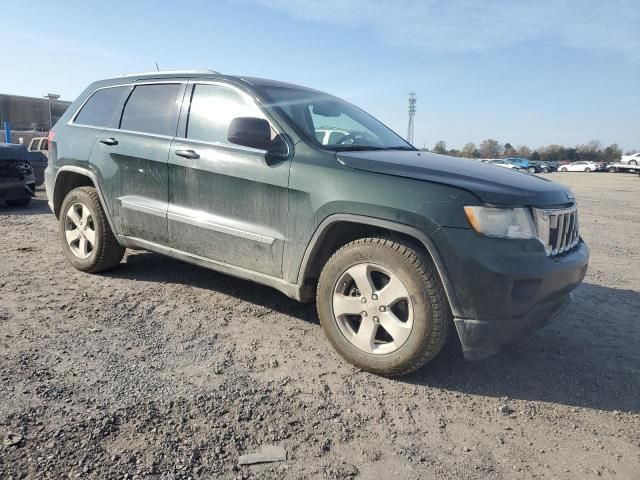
[
  {"left": 555, "top": 213, "right": 566, "bottom": 254},
  {"left": 533, "top": 205, "right": 580, "bottom": 256}
]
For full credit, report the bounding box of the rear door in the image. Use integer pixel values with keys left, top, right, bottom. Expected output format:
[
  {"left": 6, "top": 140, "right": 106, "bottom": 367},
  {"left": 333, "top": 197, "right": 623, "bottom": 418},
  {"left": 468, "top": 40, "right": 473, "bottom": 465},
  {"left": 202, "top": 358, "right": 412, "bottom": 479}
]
[
  {"left": 167, "top": 82, "right": 291, "bottom": 277},
  {"left": 91, "top": 82, "right": 186, "bottom": 245}
]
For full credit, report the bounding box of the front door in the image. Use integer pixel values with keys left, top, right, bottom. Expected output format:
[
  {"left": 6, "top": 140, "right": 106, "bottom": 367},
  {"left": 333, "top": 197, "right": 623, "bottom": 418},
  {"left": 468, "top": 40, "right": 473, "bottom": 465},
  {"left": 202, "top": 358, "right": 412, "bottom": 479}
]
[
  {"left": 168, "top": 82, "right": 291, "bottom": 277},
  {"left": 92, "top": 82, "right": 186, "bottom": 244}
]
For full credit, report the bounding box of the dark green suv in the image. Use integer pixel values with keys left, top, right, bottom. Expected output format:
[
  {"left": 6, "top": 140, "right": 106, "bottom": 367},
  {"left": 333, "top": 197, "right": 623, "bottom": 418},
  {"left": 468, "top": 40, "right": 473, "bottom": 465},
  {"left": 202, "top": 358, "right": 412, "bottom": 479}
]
[{"left": 45, "top": 71, "right": 588, "bottom": 375}]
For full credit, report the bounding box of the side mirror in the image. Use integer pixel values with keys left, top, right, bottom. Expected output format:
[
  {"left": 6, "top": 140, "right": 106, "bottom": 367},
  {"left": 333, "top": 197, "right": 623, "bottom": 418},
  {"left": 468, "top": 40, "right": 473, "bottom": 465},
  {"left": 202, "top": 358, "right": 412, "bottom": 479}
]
[{"left": 227, "top": 117, "right": 271, "bottom": 151}]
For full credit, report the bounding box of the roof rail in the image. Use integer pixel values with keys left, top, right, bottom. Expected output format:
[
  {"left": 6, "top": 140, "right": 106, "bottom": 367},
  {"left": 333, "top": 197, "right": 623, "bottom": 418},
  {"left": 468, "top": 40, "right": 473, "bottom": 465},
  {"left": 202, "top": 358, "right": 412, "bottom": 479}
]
[{"left": 121, "top": 69, "right": 219, "bottom": 77}]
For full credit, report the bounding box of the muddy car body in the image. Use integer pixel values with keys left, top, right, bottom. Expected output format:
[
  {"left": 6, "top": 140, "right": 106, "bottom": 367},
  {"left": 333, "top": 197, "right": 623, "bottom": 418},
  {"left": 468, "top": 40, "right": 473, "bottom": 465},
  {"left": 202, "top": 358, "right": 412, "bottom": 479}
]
[{"left": 45, "top": 71, "right": 589, "bottom": 375}]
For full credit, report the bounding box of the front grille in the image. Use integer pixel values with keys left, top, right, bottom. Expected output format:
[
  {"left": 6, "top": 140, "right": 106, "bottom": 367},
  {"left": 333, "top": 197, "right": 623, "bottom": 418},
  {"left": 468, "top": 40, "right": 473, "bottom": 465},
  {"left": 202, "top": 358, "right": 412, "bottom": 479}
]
[{"left": 533, "top": 205, "right": 580, "bottom": 256}]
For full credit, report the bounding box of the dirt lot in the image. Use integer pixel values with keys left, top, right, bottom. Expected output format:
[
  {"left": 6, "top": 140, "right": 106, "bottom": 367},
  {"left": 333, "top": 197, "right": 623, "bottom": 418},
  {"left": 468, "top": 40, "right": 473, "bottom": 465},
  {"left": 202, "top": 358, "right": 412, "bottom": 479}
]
[{"left": 1, "top": 172, "right": 639, "bottom": 479}]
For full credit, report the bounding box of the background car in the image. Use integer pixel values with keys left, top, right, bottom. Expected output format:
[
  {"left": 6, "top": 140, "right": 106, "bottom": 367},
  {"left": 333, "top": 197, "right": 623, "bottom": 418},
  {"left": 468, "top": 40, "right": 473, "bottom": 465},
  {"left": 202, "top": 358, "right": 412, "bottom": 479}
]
[
  {"left": 503, "top": 157, "right": 544, "bottom": 173},
  {"left": 558, "top": 161, "right": 600, "bottom": 172},
  {"left": 620, "top": 152, "right": 640, "bottom": 165},
  {"left": 314, "top": 127, "right": 350, "bottom": 145},
  {"left": 528, "top": 160, "right": 558, "bottom": 173},
  {"left": 488, "top": 159, "right": 520, "bottom": 169},
  {"left": 24, "top": 145, "right": 48, "bottom": 186},
  {"left": 28, "top": 136, "right": 49, "bottom": 159},
  {"left": 0, "top": 143, "right": 36, "bottom": 207}
]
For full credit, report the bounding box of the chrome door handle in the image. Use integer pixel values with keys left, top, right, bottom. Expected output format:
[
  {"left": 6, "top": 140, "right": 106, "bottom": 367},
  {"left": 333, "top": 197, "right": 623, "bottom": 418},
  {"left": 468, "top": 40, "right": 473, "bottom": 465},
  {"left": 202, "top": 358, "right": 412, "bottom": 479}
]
[
  {"left": 99, "top": 137, "right": 118, "bottom": 146},
  {"left": 175, "top": 149, "right": 200, "bottom": 159}
]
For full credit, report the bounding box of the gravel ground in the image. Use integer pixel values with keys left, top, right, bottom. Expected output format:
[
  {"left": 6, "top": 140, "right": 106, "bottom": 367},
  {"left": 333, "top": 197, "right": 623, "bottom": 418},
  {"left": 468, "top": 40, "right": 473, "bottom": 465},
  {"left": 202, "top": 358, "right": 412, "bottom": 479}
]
[{"left": 1, "top": 172, "right": 639, "bottom": 479}]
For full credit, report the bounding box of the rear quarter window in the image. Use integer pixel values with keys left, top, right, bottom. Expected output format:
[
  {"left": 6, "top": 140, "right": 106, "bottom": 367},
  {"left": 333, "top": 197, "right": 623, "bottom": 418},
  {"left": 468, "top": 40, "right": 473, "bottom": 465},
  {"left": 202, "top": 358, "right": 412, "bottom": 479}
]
[
  {"left": 120, "top": 84, "right": 182, "bottom": 136},
  {"left": 74, "top": 86, "right": 129, "bottom": 127}
]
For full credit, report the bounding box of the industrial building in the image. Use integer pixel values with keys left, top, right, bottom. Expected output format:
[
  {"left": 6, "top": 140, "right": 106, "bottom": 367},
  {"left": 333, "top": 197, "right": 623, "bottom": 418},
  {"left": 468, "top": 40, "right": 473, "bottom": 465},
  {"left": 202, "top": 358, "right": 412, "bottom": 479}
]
[{"left": 0, "top": 93, "right": 71, "bottom": 144}]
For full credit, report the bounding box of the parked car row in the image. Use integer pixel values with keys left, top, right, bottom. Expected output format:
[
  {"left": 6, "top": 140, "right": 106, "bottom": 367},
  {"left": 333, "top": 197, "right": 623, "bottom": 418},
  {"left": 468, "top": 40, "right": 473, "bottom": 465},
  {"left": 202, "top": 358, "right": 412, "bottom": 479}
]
[
  {"left": 481, "top": 157, "right": 558, "bottom": 173},
  {"left": 480, "top": 157, "right": 639, "bottom": 175}
]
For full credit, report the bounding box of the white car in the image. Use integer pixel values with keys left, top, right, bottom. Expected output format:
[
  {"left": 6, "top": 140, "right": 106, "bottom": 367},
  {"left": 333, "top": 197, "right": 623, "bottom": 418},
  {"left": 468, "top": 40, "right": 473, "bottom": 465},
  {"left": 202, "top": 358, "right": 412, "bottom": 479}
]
[
  {"left": 488, "top": 159, "right": 520, "bottom": 169},
  {"left": 620, "top": 152, "right": 640, "bottom": 165},
  {"left": 558, "top": 161, "right": 600, "bottom": 172},
  {"left": 315, "top": 128, "right": 350, "bottom": 145}
]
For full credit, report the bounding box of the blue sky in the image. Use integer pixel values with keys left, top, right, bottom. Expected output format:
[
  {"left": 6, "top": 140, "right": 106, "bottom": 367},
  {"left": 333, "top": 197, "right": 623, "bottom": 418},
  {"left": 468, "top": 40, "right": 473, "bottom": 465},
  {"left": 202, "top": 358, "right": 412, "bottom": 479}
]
[{"left": 3, "top": 0, "right": 639, "bottom": 151}]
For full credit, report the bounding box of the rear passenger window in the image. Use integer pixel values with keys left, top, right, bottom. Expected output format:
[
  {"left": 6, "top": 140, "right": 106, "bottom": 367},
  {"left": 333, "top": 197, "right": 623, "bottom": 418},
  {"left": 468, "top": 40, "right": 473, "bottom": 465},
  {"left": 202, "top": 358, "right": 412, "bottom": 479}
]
[
  {"left": 186, "top": 84, "right": 265, "bottom": 144},
  {"left": 120, "top": 84, "right": 182, "bottom": 136},
  {"left": 74, "top": 86, "right": 128, "bottom": 127}
]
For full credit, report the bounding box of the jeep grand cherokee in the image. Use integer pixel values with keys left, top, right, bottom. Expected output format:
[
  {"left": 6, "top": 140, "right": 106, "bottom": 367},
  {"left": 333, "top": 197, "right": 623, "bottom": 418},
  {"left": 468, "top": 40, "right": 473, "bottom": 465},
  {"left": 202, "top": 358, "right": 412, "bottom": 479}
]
[{"left": 45, "top": 71, "right": 588, "bottom": 375}]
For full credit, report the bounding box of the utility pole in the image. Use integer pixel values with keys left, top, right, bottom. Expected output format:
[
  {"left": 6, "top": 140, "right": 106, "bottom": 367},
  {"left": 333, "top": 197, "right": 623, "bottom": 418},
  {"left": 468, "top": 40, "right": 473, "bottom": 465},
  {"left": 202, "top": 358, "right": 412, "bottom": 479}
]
[
  {"left": 407, "top": 93, "right": 416, "bottom": 145},
  {"left": 43, "top": 93, "right": 60, "bottom": 131}
]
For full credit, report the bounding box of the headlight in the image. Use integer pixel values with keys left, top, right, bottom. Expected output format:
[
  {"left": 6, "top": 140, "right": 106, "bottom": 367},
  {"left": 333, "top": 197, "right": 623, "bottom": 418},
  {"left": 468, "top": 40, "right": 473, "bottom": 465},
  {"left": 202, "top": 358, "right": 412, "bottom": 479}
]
[{"left": 464, "top": 206, "right": 537, "bottom": 239}]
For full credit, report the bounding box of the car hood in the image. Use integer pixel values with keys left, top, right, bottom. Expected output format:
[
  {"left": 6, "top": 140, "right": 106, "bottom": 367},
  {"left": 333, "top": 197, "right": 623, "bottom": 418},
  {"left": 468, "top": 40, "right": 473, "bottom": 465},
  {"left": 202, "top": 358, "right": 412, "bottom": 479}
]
[{"left": 336, "top": 150, "right": 574, "bottom": 206}]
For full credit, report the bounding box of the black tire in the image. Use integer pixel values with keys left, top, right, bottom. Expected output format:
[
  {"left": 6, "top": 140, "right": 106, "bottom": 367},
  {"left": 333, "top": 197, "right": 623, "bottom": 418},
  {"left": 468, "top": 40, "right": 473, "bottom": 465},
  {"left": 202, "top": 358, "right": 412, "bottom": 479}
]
[
  {"left": 560, "top": 167, "right": 568, "bottom": 172},
  {"left": 59, "top": 186, "right": 124, "bottom": 273},
  {"left": 630, "top": 160, "right": 638, "bottom": 165},
  {"left": 316, "top": 237, "right": 451, "bottom": 376},
  {"left": 5, "top": 197, "right": 31, "bottom": 207},
  {"left": 528, "top": 167, "right": 536, "bottom": 174},
  {"left": 608, "top": 167, "right": 617, "bottom": 173},
  {"left": 543, "top": 168, "right": 550, "bottom": 173},
  {"left": 585, "top": 167, "right": 591, "bottom": 172}
]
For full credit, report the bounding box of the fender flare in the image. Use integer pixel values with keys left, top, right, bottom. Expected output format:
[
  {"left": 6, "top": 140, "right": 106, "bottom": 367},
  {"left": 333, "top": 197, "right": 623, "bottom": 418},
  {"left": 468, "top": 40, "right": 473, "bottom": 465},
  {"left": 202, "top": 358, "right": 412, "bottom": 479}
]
[
  {"left": 296, "top": 214, "right": 462, "bottom": 317},
  {"left": 53, "top": 166, "right": 119, "bottom": 237}
]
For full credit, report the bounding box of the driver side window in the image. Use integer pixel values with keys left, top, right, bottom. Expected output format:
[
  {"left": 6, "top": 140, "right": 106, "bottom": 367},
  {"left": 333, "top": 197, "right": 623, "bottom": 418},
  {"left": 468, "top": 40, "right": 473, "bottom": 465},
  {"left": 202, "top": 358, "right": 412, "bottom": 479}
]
[{"left": 187, "top": 84, "right": 267, "bottom": 145}]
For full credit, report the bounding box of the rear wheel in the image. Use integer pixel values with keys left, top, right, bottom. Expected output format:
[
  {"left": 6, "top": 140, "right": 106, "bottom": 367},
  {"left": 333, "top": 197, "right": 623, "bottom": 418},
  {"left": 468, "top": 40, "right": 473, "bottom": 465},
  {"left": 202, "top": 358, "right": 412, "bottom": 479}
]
[
  {"left": 561, "top": 167, "right": 568, "bottom": 172},
  {"left": 59, "top": 186, "right": 124, "bottom": 272},
  {"left": 608, "top": 166, "right": 617, "bottom": 173},
  {"left": 630, "top": 160, "right": 638, "bottom": 165},
  {"left": 528, "top": 167, "right": 536, "bottom": 174},
  {"left": 316, "top": 237, "right": 451, "bottom": 376},
  {"left": 5, "top": 197, "right": 31, "bottom": 207},
  {"left": 543, "top": 168, "right": 550, "bottom": 173}
]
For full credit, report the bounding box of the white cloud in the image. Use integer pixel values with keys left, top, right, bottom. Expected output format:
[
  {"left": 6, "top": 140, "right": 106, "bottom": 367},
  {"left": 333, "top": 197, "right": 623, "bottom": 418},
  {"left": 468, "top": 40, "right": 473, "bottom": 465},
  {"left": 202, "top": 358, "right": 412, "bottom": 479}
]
[{"left": 247, "top": 0, "right": 640, "bottom": 60}]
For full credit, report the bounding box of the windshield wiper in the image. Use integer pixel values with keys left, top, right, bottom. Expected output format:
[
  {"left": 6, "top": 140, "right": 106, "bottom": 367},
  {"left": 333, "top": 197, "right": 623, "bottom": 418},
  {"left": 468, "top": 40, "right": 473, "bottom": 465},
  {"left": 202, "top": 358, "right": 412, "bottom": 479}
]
[
  {"left": 331, "top": 145, "right": 388, "bottom": 152},
  {"left": 379, "top": 146, "right": 415, "bottom": 151},
  {"left": 332, "top": 145, "right": 415, "bottom": 152}
]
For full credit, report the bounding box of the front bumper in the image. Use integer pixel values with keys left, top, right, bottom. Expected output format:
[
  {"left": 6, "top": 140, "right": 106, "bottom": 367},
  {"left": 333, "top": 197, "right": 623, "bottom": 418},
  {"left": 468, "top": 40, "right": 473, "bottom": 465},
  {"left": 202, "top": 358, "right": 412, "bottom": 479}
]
[
  {"left": 432, "top": 227, "right": 589, "bottom": 360},
  {"left": 454, "top": 293, "right": 573, "bottom": 360},
  {"left": 0, "top": 180, "right": 35, "bottom": 201}
]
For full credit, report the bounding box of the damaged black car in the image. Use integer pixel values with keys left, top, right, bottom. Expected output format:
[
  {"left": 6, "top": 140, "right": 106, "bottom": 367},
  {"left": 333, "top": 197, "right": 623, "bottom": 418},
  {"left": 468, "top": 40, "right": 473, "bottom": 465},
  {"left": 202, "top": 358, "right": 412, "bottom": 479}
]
[{"left": 0, "top": 143, "right": 36, "bottom": 207}]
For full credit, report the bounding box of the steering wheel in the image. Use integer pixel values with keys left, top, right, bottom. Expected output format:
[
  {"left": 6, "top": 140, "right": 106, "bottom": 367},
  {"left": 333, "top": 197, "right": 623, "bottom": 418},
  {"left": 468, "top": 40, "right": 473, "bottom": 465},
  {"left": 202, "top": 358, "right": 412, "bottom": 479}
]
[{"left": 336, "top": 134, "right": 358, "bottom": 145}]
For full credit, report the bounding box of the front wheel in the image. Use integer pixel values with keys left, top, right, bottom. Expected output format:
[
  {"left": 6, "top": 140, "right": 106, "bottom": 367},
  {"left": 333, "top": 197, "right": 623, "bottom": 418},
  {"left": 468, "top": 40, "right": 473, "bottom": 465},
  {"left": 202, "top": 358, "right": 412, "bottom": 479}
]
[
  {"left": 585, "top": 167, "right": 591, "bottom": 172},
  {"left": 543, "top": 168, "right": 550, "bottom": 173},
  {"left": 317, "top": 237, "right": 451, "bottom": 376},
  {"left": 630, "top": 160, "right": 638, "bottom": 165},
  {"left": 561, "top": 167, "right": 568, "bottom": 172},
  {"left": 59, "top": 186, "right": 125, "bottom": 273}
]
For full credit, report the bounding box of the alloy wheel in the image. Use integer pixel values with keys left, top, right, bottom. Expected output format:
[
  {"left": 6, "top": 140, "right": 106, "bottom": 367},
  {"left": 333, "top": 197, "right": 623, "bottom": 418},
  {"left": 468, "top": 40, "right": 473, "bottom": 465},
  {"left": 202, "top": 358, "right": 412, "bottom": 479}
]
[
  {"left": 332, "top": 263, "right": 414, "bottom": 355},
  {"left": 64, "top": 203, "right": 96, "bottom": 259}
]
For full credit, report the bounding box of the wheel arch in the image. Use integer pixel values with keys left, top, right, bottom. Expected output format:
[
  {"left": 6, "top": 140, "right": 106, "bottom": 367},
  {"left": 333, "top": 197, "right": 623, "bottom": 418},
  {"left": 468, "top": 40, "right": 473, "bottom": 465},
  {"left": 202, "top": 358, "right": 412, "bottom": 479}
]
[
  {"left": 52, "top": 166, "right": 118, "bottom": 237},
  {"left": 296, "top": 214, "right": 462, "bottom": 316}
]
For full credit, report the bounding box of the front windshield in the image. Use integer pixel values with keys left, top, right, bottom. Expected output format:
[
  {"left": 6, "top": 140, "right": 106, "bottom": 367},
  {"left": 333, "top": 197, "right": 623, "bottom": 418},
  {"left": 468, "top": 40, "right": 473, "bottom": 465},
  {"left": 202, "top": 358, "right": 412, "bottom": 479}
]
[{"left": 260, "top": 86, "right": 414, "bottom": 151}]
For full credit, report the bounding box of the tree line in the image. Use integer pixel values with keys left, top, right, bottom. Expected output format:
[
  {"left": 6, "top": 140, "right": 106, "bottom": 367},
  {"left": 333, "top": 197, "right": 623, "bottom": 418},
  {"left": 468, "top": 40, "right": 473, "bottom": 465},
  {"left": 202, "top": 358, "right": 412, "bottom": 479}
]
[{"left": 427, "top": 139, "right": 635, "bottom": 163}]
